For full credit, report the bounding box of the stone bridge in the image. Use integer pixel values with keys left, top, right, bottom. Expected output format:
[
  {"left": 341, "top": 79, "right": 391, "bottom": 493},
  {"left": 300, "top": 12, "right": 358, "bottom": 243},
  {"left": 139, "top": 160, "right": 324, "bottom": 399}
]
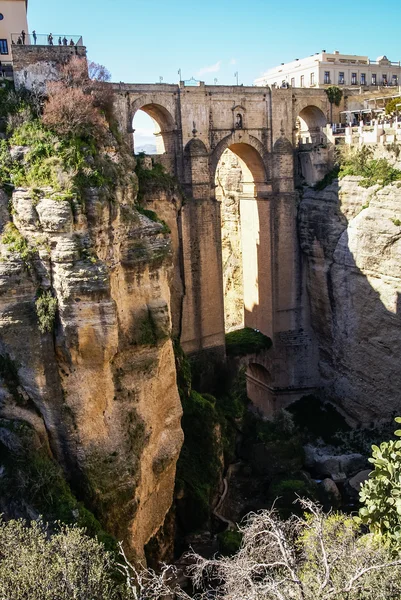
[{"left": 114, "top": 83, "right": 331, "bottom": 414}]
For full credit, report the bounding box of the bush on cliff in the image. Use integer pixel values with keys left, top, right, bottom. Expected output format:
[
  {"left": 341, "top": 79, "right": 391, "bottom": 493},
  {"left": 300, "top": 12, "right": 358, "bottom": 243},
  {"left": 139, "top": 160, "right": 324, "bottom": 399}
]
[
  {"left": 0, "top": 519, "right": 123, "bottom": 600},
  {"left": 339, "top": 146, "right": 401, "bottom": 188},
  {"left": 225, "top": 326, "right": 272, "bottom": 357}
]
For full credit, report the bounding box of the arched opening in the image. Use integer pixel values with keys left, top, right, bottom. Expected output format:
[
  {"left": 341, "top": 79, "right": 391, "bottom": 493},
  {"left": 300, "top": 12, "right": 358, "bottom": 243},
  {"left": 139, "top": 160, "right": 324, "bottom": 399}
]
[
  {"left": 214, "top": 141, "right": 272, "bottom": 337},
  {"left": 296, "top": 105, "right": 327, "bottom": 146},
  {"left": 247, "top": 363, "right": 273, "bottom": 415},
  {"left": 132, "top": 103, "right": 175, "bottom": 157}
]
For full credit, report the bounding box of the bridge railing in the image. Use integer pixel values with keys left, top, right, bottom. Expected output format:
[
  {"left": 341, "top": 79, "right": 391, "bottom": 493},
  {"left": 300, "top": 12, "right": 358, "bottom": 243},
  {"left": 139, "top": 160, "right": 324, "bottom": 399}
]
[{"left": 11, "top": 33, "right": 84, "bottom": 47}]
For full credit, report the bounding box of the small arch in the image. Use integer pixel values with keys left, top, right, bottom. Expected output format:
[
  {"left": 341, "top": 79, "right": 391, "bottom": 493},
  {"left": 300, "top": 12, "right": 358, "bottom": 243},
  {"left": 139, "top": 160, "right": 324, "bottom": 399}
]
[
  {"left": 131, "top": 100, "right": 176, "bottom": 156},
  {"left": 296, "top": 105, "right": 327, "bottom": 146},
  {"left": 184, "top": 138, "right": 209, "bottom": 189},
  {"left": 246, "top": 363, "right": 273, "bottom": 415}
]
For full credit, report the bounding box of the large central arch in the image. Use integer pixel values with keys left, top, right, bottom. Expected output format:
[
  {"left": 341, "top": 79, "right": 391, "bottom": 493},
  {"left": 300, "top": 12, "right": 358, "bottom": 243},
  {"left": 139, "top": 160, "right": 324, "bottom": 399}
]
[{"left": 211, "top": 134, "right": 274, "bottom": 339}]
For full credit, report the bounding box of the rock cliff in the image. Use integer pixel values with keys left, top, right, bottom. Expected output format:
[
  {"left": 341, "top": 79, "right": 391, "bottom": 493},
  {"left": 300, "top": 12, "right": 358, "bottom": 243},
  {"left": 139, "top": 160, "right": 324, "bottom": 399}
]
[
  {"left": 0, "top": 160, "right": 183, "bottom": 559},
  {"left": 299, "top": 175, "right": 401, "bottom": 423}
]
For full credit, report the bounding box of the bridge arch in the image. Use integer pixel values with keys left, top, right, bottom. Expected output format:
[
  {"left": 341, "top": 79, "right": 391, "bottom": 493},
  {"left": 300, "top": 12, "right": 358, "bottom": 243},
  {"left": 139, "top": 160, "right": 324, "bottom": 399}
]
[
  {"left": 211, "top": 132, "right": 270, "bottom": 187},
  {"left": 295, "top": 105, "right": 327, "bottom": 146},
  {"left": 130, "top": 96, "right": 177, "bottom": 158}
]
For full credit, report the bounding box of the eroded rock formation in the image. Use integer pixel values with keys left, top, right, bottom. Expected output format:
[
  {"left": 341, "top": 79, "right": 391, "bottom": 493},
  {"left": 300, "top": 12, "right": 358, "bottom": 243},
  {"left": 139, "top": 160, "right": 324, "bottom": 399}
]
[
  {"left": 0, "top": 163, "right": 183, "bottom": 559},
  {"left": 299, "top": 175, "right": 401, "bottom": 423}
]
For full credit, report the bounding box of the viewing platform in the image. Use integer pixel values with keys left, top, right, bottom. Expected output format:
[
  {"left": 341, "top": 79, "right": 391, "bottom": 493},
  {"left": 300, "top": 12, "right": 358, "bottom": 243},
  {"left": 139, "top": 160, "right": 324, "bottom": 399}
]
[{"left": 11, "top": 33, "right": 84, "bottom": 47}]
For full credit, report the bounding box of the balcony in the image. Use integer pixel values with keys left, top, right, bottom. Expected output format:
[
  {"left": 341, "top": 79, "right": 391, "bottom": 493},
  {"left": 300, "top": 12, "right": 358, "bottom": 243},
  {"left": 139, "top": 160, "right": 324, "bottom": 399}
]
[{"left": 11, "top": 33, "right": 84, "bottom": 47}]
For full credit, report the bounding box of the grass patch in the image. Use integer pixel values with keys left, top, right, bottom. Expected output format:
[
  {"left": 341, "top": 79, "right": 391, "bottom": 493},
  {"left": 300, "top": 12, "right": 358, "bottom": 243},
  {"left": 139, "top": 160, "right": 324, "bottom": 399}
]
[
  {"left": 225, "top": 327, "right": 272, "bottom": 357},
  {"left": 135, "top": 205, "right": 170, "bottom": 233},
  {"left": 217, "top": 528, "right": 242, "bottom": 556},
  {"left": 1, "top": 222, "right": 35, "bottom": 263}
]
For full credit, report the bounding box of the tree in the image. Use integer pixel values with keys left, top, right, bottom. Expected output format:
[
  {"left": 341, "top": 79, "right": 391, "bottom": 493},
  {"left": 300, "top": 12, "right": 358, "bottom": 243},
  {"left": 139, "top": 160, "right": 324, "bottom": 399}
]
[
  {"left": 42, "top": 57, "right": 113, "bottom": 136},
  {"left": 358, "top": 418, "right": 401, "bottom": 550},
  {"left": 325, "top": 86, "right": 343, "bottom": 124},
  {"left": 42, "top": 81, "right": 108, "bottom": 138},
  {"left": 120, "top": 499, "right": 401, "bottom": 600},
  {"left": 385, "top": 97, "right": 401, "bottom": 115}
]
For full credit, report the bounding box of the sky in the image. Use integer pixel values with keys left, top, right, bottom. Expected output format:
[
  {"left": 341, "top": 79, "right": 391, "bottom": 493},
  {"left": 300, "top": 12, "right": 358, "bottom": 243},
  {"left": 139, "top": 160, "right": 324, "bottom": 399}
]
[{"left": 27, "top": 0, "right": 401, "bottom": 147}]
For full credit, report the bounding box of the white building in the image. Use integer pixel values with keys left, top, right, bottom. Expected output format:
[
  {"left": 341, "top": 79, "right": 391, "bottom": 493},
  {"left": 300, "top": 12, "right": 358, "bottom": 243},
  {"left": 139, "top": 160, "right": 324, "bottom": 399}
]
[{"left": 255, "top": 50, "right": 401, "bottom": 89}]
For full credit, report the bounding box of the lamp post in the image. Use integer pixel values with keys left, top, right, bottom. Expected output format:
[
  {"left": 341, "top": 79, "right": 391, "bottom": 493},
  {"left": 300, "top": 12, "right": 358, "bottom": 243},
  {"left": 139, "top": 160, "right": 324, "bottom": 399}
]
[
  {"left": 234, "top": 71, "right": 239, "bottom": 85},
  {"left": 178, "top": 69, "right": 182, "bottom": 82}
]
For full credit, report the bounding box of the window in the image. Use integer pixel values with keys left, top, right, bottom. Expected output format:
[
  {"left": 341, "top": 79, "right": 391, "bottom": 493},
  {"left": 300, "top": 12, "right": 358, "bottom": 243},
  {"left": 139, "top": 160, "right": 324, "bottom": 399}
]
[
  {"left": 351, "top": 72, "right": 357, "bottom": 84},
  {"left": 310, "top": 72, "right": 315, "bottom": 85},
  {"left": 300, "top": 75, "right": 304, "bottom": 87},
  {"left": 360, "top": 73, "right": 366, "bottom": 85},
  {"left": 0, "top": 39, "right": 8, "bottom": 55},
  {"left": 324, "top": 71, "right": 330, "bottom": 84},
  {"left": 392, "top": 74, "right": 398, "bottom": 86},
  {"left": 0, "top": 13, "right": 4, "bottom": 20},
  {"left": 371, "top": 73, "right": 377, "bottom": 85},
  {"left": 291, "top": 78, "right": 295, "bottom": 87},
  {"left": 338, "top": 72, "right": 345, "bottom": 84}
]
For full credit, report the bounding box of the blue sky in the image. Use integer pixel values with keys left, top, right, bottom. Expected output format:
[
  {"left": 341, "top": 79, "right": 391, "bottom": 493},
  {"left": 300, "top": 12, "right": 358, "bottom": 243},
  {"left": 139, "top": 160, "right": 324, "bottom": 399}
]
[{"left": 27, "top": 0, "right": 401, "bottom": 146}]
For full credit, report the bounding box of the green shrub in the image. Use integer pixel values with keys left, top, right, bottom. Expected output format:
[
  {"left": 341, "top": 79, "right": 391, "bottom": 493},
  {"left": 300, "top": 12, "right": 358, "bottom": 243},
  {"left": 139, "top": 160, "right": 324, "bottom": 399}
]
[
  {"left": 339, "top": 147, "right": 401, "bottom": 188},
  {"left": 135, "top": 158, "right": 178, "bottom": 202},
  {"left": 0, "top": 519, "right": 122, "bottom": 599},
  {"left": 225, "top": 327, "right": 272, "bottom": 357},
  {"left": 35, "top": 290, "right": 58, "bottom": 334},
  {"left": 313, "top": 166, "right": 339, "bottom": 190},
  {"left": 1, "top": 222, "right": 34, "bottom": 263},
  {"left": 135, "top": 205, "right": 170, "bottom": 233},
  {"left": 217, "top": 528, "right": 242, "bottom": 556},
  {"left": 268, "top": 478, "right": 315, "bottom": 517},
  {"left": 357, "top": 417, "right": 401, "bottom": 551}
]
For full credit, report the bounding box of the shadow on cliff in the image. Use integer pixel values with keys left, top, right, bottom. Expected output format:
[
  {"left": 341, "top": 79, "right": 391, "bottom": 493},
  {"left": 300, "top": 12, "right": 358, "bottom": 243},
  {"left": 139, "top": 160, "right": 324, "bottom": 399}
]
[{"left": 298, "top": 176, "right": 401, "bottom": 424}]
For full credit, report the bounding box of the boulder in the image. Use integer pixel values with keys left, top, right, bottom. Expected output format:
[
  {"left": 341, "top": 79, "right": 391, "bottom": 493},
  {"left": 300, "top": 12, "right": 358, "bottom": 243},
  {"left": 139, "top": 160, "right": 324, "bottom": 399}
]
[
  {"left": 349, "top": 469, "right": 371, "bottom": 493},
  {"left": 320, "top": 478, "right": 342, "bottom": 510}
]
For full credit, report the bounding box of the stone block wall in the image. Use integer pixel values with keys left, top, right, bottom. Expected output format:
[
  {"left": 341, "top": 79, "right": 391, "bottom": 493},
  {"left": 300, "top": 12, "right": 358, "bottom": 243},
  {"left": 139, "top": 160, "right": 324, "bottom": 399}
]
[{"left": 12, "top": 44, "right": 87, "bottom": 90}]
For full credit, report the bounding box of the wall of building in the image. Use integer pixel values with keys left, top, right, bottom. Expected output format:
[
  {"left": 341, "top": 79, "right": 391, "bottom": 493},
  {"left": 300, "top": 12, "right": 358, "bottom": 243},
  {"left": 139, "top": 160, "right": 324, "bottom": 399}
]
[{"left": 0, "top": 0, "right": 28, "bottom": 62}]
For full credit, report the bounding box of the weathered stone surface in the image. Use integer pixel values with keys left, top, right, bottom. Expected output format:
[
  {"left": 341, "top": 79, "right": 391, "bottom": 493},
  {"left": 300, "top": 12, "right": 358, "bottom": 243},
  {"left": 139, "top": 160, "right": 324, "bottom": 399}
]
[
  {"left": 304, "top": 444, "right": 366, "bottom": 477},
  {"left": 299, "top": 176, "right": 401, "bottom": 423},
  {"left": 0, "top": 177, "right": 183, "bottom": 561}
]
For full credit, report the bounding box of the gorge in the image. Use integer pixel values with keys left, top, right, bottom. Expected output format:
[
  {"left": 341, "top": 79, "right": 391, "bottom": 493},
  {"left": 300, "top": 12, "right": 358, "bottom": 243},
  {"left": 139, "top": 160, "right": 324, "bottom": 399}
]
[{"left": 0, "top": 46, "right": 401, "bottom": 567}]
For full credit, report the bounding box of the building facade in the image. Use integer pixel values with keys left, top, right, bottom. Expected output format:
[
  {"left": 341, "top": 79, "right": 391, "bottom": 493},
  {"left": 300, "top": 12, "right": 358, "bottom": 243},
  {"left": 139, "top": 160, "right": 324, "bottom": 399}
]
[
  {"left": 0, "top": 0, "right": 28, "bottom": 67},
  {"left": 255, "top": 50, "right": 401, "bottom": 89}
]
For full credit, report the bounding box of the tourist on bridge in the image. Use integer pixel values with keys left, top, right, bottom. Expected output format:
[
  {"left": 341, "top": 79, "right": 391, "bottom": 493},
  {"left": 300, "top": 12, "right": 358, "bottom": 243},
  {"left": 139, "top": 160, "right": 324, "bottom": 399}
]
[
  {"left": 21, "top": 30, "right": 25, "bottom": 44},
  {"left": 63, "top": 37, "right": 68, "bottom": 46},
  {"left": 48, "top": 33, "right": 53, "bottom": 45},
  {"left": 32, "top": 30, "right": 37, "bottom": 44}
]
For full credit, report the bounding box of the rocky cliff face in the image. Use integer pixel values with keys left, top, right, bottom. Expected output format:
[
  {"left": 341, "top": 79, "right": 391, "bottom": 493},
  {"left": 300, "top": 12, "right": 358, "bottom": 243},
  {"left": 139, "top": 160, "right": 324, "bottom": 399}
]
[
  {"left": 0, "top": 163, "right": 183, "bottom": 559},
  {"left": 299, "top": 176, "right": 401, "bottom": 423}
]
